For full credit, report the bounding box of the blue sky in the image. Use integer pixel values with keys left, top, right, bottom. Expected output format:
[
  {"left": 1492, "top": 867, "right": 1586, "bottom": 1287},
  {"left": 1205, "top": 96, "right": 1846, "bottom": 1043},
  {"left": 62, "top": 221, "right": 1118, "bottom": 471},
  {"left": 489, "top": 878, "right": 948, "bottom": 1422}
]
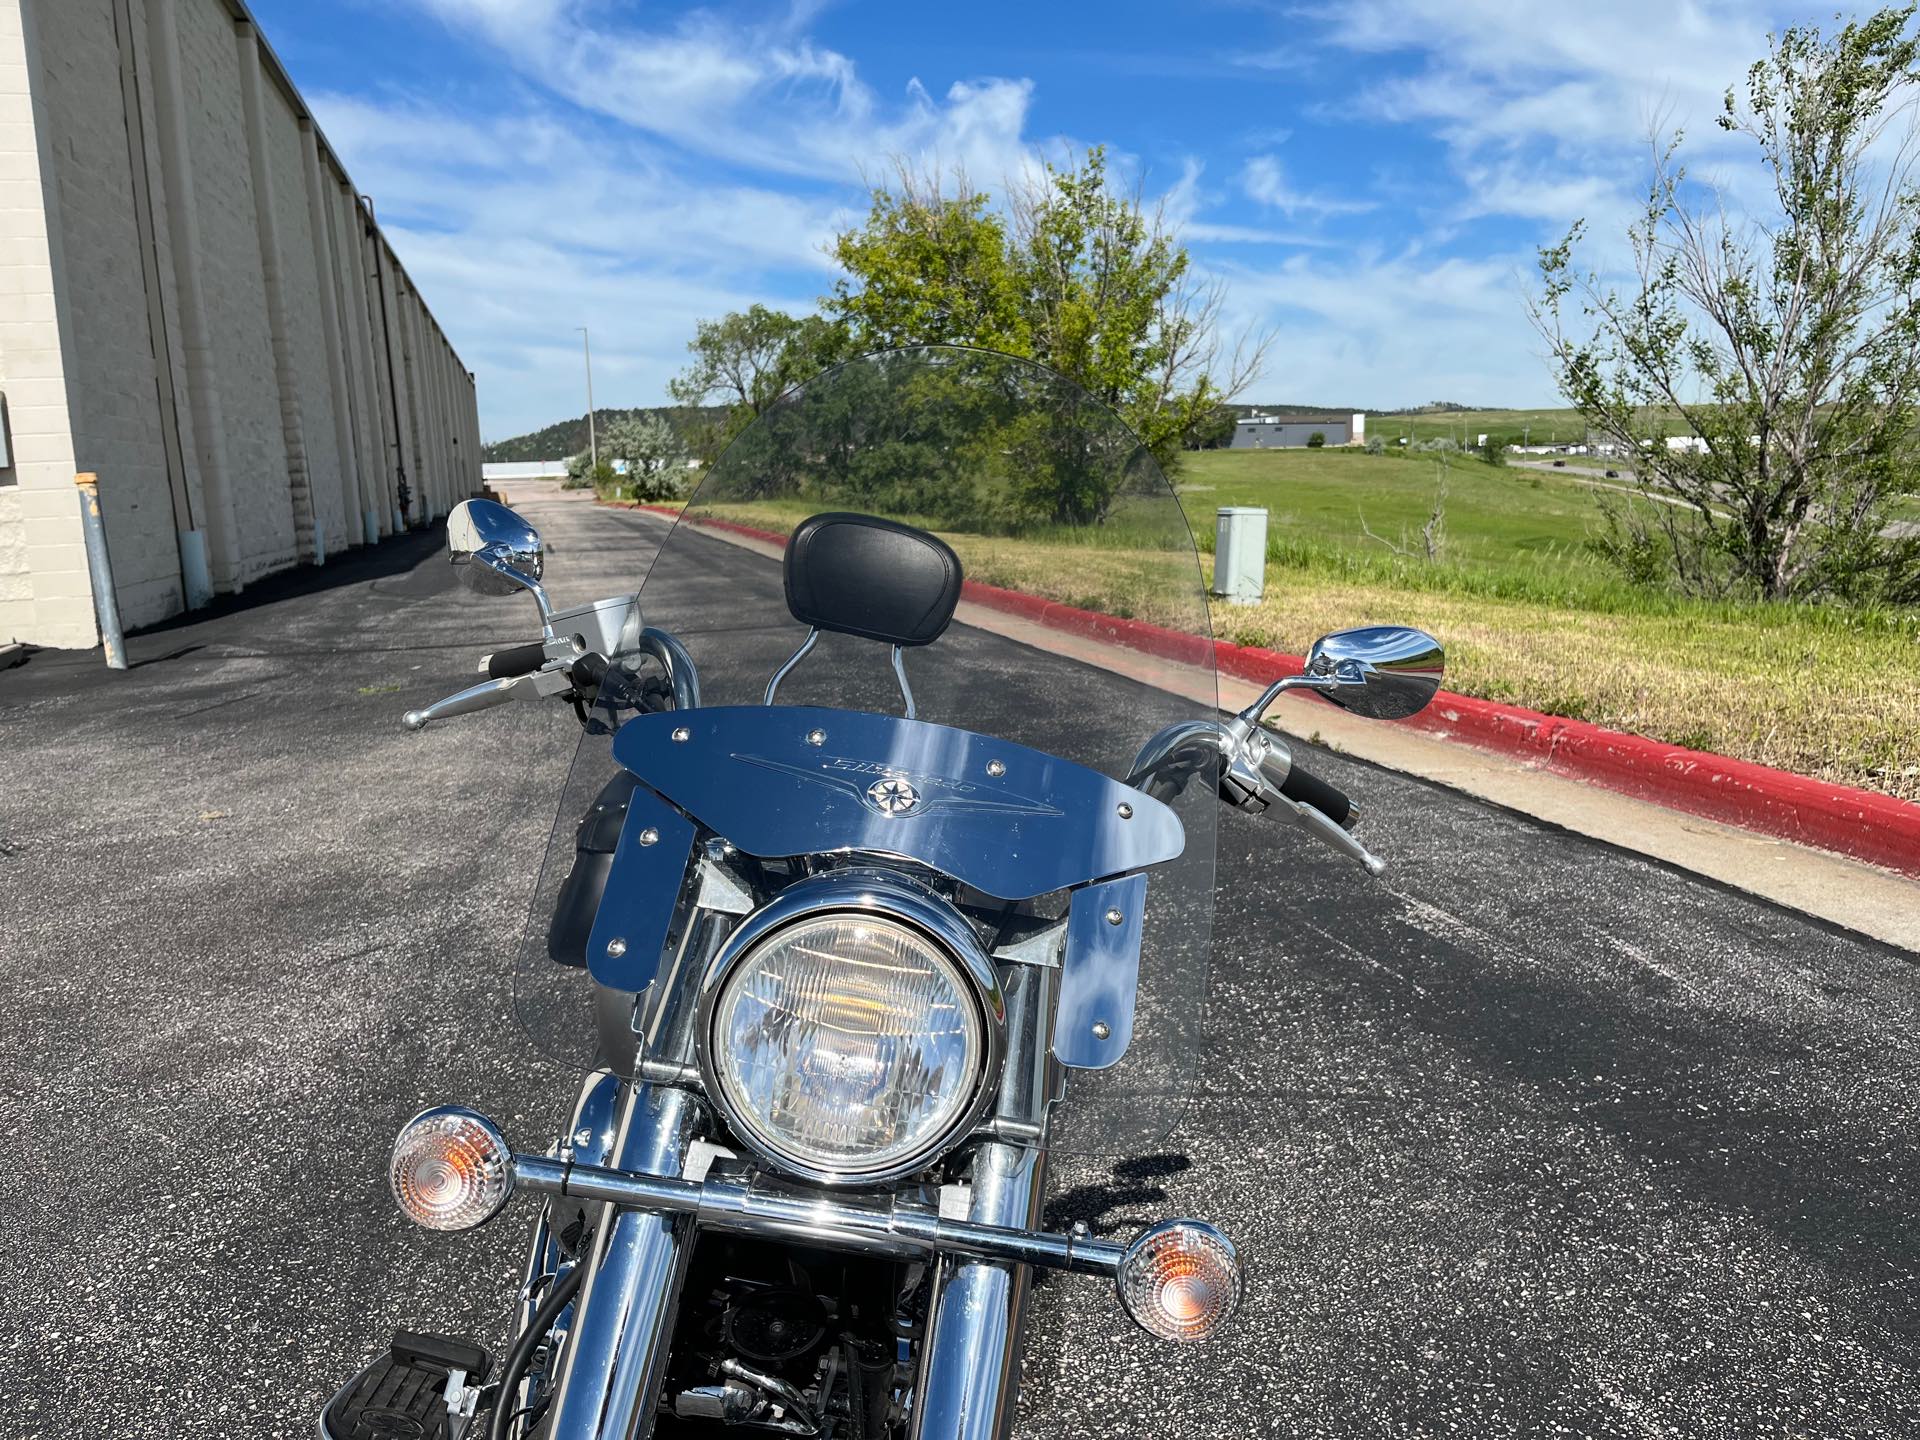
[{"left": 248, "top": 0, "right": 1804, "bottom": 441}]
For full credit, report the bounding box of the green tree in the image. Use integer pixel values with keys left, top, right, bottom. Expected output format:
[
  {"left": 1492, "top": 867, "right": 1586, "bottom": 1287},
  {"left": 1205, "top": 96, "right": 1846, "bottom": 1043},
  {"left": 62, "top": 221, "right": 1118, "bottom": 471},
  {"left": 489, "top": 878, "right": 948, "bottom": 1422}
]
[
  {"left": 1533, "top": 6, "right": 1920, "bottom": 602},
  {"left": 824, "top": 149, "right": 1265, "bottom": 483},
  {"left": 600, "top": 413, "right": 690, "bottom": 502},
  {"left": 826, "top": 164, "right": 1028, "bottom": 352},
  {"left": 669, "top": 306, "right": 848, "bottom": 460},
  {"left": 1191, "top": 403, "right": 1239, "bottom": 449}
]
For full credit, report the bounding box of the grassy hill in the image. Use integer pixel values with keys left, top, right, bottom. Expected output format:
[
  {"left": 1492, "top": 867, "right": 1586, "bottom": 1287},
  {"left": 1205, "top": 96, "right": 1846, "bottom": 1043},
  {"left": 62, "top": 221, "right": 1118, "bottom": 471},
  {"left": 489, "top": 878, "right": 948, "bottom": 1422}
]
[
  {"left": 1180, "top": 446, "right": 1608, "bottom": 583},
  {"left": 482, "top": 405, "right": 718, "bottom": 463}
]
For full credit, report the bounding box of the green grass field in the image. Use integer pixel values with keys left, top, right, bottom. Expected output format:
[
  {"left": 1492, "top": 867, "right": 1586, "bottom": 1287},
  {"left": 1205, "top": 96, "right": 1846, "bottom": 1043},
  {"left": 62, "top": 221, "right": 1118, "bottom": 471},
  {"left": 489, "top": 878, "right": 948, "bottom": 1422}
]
[
  {"left": 637, "top": 445, "right": 1920, "bottom": 798},
  {"left": 1180, "top": 447, "right": 1615, "bottom": 586},
  {"left": 1365, "top": 405, "right": 1695, "bottom": 447},
  {"left": 1169, "top": 448, "right": 1919, "bottom": 799}
]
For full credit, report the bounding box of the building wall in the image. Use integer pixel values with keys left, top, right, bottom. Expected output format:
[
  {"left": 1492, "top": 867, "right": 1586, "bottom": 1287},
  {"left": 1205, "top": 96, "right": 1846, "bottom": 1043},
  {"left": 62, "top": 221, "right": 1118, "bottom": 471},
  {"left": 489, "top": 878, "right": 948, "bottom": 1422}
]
[
  {"left": 29, "top": 0, "right": 190, "bottom": 629},
  {"left": 1231, "top": 418, "right": 1355, "bottom": 449},
  {"left": 0, "top": 0, "right": 481, "bottom": 649},
  {"left": 0, "top": 0, "right": 92, "bottom": 648}
]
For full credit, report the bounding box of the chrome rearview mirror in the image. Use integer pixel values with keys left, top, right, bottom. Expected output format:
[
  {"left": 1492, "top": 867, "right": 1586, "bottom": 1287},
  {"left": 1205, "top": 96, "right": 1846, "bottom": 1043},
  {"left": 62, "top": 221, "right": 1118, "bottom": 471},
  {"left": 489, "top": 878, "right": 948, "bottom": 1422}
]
[
  {"left": 1239, "top": 624, "right": 1444, "bottom": 725},
  {"left": 448, "top": 499, "right": 552, "bottom": 626},
  {"left": 1301, "top": 626, "right": 1444, "bottom": 720}
]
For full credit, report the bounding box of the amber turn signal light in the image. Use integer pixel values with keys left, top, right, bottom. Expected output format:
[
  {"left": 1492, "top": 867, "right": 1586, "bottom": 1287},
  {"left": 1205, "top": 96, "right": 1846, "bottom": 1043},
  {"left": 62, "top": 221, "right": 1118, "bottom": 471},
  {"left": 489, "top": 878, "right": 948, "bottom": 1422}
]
[{"left": 389, "top": 1105, "right": 515, "bottom": 1231}]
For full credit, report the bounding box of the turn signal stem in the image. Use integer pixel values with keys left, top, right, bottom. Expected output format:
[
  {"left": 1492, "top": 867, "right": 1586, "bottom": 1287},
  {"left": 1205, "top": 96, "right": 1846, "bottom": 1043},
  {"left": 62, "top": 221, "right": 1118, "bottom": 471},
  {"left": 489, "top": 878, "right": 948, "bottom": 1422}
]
[{"left": 389, "top": 1110, "right": 1246, "bottom": 1343}]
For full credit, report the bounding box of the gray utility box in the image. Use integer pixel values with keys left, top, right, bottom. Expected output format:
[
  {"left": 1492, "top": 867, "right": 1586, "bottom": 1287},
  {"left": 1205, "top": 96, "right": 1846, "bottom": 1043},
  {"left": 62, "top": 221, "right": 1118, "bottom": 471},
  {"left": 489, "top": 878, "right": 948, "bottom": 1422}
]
[{"left": 1212, "top": 506, "right": 1268, "bottom": 605}]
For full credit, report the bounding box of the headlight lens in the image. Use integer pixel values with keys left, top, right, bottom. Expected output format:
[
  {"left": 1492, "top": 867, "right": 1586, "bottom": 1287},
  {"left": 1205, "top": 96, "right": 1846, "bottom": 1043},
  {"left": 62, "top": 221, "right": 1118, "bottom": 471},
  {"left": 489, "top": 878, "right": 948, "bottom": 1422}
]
[{"left": 708, "top": 911, "right": 985, "bottom": 1179}]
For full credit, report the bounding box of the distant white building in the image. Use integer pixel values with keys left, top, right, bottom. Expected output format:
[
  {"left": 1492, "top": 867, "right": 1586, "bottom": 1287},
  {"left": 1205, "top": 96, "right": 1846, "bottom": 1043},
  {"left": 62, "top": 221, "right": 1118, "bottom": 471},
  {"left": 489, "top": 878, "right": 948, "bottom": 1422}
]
[
  {"left": 482, "top": 460, "right": 570, "bottom": 482},
  {"left": 1230, "top": 412, "right": 1366, "bottom": 449}
]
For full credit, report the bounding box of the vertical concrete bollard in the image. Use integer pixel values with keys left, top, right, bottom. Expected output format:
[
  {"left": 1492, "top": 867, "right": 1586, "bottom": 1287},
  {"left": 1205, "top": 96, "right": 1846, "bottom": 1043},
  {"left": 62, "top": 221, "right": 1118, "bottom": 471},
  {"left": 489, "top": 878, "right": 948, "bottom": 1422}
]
[
  {"left": 1211, "top": 506, "right": 1268, "bottom": 606},
  {"left": 75, "top": 474, "right": 128, "bottom": 670}
]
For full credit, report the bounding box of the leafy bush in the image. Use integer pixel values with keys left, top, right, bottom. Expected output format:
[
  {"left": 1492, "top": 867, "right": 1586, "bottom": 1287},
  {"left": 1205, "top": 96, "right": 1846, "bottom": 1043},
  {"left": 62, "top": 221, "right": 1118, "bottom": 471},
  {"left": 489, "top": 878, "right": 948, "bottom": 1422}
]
[
  {"left": 1481, "top": 436, "right": 1507, "bottom": 466},
  {"left": 601, "top": 414, "right": 691, "bottom": 502},
  {"left": 1364, "top": 436, "right": 1385, "bottom": 455},
  {"left": 1306, "top": 431, "right": 1326, "bottom": 448}
]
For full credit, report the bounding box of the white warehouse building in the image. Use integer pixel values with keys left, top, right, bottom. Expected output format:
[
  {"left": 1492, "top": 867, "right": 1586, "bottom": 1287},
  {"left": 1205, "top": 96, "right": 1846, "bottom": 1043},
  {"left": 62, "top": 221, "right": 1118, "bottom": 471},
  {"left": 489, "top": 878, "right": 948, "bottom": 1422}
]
[
  {"left": 1231, "top": 412, "right": 1367, "bottom": 449},
  {"left": 1, "top": 0, "right": 480, "bottom": 650}
]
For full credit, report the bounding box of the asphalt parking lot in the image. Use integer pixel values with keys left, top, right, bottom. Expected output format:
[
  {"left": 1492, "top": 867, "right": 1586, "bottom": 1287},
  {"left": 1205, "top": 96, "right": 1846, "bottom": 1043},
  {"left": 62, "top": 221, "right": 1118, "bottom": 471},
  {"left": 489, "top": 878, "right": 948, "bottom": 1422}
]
[{"left": 2, "top": 494, "right": 1915, "bottom": 1439}]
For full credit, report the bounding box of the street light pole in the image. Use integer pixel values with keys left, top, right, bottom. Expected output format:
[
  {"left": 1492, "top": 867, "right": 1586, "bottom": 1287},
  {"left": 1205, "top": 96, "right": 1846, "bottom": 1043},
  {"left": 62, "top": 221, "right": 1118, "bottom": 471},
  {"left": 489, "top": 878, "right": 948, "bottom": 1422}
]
[{"left": 579, "top": 326, "right": 598, "bottom": 471}]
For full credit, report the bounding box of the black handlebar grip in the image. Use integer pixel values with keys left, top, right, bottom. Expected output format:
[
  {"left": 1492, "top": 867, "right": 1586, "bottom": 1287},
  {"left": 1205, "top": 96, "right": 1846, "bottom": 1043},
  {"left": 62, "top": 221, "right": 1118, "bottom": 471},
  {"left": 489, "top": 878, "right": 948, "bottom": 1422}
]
[
  {"left": 1279, "top": 762, "right": 1353, "bottom": 828},
  {"left": 485, "top": 642, "right": 549, "bottom": 679}
]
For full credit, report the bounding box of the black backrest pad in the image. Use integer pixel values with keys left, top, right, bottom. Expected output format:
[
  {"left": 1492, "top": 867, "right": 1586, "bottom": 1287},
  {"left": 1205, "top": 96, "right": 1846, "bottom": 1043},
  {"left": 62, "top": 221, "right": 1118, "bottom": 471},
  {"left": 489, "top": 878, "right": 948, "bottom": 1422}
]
[{"left": 783, "top": 512, "right": 964, "bottom": 647}]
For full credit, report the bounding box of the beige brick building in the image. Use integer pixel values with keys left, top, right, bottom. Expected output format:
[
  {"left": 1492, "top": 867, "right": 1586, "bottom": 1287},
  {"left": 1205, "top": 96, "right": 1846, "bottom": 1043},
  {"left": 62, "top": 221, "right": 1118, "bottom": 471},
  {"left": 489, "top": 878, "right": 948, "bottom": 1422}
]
[{"left": 0, "top": 0, "right": 480, "bottom": 650}]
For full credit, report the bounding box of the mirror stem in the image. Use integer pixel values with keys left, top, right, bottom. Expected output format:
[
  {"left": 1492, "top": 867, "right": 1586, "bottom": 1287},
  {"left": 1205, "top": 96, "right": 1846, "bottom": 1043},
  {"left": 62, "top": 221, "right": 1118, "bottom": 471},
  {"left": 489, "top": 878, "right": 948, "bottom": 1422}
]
[
  {"left": 473, "top": 552, "right": 556, "bottom": 637},
  {"left": 1238, "top": 673, "right": 1336, "bottom": 727}
]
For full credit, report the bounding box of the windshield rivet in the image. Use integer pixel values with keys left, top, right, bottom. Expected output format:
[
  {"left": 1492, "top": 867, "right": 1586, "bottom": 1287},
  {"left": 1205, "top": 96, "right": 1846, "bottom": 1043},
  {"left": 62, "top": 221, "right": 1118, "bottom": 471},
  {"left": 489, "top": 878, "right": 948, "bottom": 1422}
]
[
  {"left": 986, "top": 759, "right": 1006, "bottom": 777},
  {"left": 807, "top": 728, "right": 827, "bottom": 746},
  {"left": 671, "top": 726, "right": 690, "bottom": 743},
  {"left": 1117, "top": 802, "right": 1133, "bottom": 819},
  {"left": 606, "top": 937, "right": 628, "bottom": 958},
  {"left": 1105, "top": 907, "right": 1124, "bottom": 927},
  {"left": 639, "top": 827, "right": 660, "bottom": 847},
  {"left": 1091, "top": 1020, "right": 1111, "bottom": 1041}
]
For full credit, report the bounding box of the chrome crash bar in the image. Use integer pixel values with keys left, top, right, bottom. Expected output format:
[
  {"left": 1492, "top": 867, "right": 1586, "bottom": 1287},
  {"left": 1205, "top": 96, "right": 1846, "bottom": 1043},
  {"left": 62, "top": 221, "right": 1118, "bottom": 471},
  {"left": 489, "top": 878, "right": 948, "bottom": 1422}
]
[{"left": 511, "top": 1154, "right": 1124, "bottom": 1276}]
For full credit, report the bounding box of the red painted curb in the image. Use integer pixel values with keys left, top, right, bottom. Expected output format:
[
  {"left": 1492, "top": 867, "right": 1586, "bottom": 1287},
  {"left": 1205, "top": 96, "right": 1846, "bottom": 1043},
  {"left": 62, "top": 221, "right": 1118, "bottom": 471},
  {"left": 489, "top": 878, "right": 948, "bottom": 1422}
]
[{"left": 606, "top": 500, "right": 1920, "bottom": 877}]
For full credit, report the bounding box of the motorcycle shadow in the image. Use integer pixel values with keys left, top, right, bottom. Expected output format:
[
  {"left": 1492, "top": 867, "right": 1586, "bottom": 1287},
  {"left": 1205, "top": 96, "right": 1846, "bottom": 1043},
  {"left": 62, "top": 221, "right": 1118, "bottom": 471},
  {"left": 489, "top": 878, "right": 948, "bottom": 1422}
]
[{"left": 1034, "top": 1154, "right": 1193, "bottom": 1291}]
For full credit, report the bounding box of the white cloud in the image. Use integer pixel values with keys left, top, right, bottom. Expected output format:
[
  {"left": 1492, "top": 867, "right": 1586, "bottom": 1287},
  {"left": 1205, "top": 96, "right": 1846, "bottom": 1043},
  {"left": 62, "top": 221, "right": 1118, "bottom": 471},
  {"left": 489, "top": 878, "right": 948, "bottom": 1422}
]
[
  {"left": 409, "top": 0, "right": 1048, "bottom": 186},
  {"left": 1240, "top": 154, "right": 1377, "bottom": 218},
  {"left": 1308, "top": 0, "right": 1797, "bottom": 234},
  {"left": 1161, "top": 158, "right": 1342, "bottom": 247},
  {"left": 1218, "top": 247, "right": 1558, "bottom": 408},
  {"left": 307, "top": 89, "right": 854, "bottom": 437}
]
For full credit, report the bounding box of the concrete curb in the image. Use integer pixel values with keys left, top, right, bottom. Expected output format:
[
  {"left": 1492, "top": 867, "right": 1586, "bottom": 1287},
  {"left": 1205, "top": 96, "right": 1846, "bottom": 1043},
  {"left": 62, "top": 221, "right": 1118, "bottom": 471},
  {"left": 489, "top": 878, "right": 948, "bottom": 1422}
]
[{"left": 610, "top": 500, "right": 1920, "bottom": 879}]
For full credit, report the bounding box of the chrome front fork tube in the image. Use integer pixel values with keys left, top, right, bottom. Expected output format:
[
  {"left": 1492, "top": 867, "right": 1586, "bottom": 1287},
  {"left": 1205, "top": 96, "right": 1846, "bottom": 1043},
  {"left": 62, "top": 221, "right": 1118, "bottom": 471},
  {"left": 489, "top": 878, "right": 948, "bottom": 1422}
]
[
  {"left": 543, "top": 1081, "right": 704, "bottom": 1440},
  {"left": 545, "top": 915, "right": 721, "bottom": 1440},
  {"left": 910, "top": 959, "right": 1057, "bottom": 1440},
  {"left": 910, "top": 1141, "right": 1048, "bottom": 1440}
]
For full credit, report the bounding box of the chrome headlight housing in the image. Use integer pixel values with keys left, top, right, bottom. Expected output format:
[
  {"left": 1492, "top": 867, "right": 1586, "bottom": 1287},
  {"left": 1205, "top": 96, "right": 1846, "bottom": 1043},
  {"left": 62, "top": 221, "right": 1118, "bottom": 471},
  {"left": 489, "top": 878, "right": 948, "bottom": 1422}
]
[{"left": 697, "top": 873, "right": 1004, "bottom": 1186}]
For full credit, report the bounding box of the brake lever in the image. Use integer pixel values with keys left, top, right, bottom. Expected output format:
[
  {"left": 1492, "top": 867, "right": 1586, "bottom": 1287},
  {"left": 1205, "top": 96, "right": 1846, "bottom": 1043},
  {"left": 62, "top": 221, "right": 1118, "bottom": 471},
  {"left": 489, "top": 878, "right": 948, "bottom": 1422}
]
[
  {"left": 1273, "top": 794, "right": 1386, "bottom": 876},
  {"left": 402, "top": 676, "right": 522, "bottom": 731},
  {"left": 401, "top": 665, "right": 575, "bottom": 731}
]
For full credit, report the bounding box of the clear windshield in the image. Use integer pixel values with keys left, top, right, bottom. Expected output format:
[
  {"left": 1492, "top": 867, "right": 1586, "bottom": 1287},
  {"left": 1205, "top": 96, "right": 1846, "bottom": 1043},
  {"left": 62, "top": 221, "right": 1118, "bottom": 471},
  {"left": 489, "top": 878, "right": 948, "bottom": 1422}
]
[{"left": 513, "top": 345, "right": 1217, "bottom": 1151}]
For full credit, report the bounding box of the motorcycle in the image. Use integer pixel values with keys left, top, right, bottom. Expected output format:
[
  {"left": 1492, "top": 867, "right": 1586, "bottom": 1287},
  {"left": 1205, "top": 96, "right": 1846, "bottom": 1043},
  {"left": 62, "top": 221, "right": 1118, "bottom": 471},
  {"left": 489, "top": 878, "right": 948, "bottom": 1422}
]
[{"left": 321, "top": 346, "right": 1443, "bottom": 1440}]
